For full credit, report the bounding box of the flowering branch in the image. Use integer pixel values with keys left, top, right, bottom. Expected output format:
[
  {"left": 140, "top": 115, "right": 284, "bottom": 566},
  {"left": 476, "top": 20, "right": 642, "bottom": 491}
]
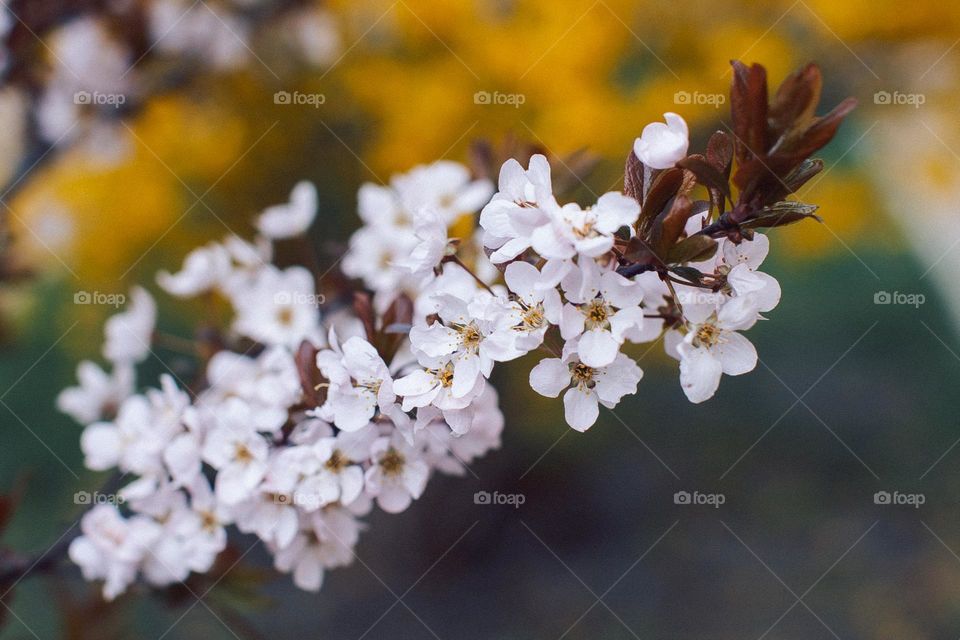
[{"left": 13, "top": 59, "right": 855, "bottom": 607}]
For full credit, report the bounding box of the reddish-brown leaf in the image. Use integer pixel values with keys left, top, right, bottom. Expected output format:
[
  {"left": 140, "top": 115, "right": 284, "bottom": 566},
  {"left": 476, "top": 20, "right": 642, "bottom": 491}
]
[
  {"left": 651, "top": 194, "right": 694, "bottom": 257},
  {"left": 295, "top": 340, "right": 324, "bottom": 408},
  {"left": 623, "top": 150, "right": 646, "bottom": 205},
  {"left": 637, "top": 167, "right": 683, "bottom": 236},
  {"left": 677, "top": 155, "right": 731, "bottom": 202},
  {"left": 769, "top": 63, "right": 822, "bottom": 135},
  {"left": 730, "top": 60, "right": 769, "bottom": 164},
  {"left": 353, "top": 292, "right": 376, "bottom": 342}
]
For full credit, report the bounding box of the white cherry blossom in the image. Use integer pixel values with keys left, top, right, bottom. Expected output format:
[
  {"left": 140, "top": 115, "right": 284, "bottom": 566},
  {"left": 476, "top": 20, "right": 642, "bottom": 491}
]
[
  {"left": 364, "top": 433, "right": 429, "bottom": 513},
  {"left": 480, "top": 154, "right": 556, "bottom": 263},
  {"left": 80, "top": 375, "right": 188, "bottom": 475},
  {"left": 503, "top": 261, "right": 562, "bottom": 351},
  {"left": 408, "top": 291, "right": 523, "bottom": 396},
  {"left": 69, "top": 505, "right": 162, "bottom": 601},
  {"left": 271, "top": 506, "right": 360, "bottom": 591},
  {"left": 201, "top": 398, "right": 270, "bottom": 504},
  {"left": 633, "top": 112, "right": 689, "bottom": 169},
  {"left": 674, "top": 301, "right": 759, "bottom": 404},
  {"left": 559, "top": 260, "right": 655, "bottom": 368},
  {"left": 316, "top": 336, "right": 397, "bottom": 431},
  {"left": 529, "top": 343, "right": 643, "bottom": 431},
  {"left": 530, "top": 191, "right": 639, "bottom": 261}
]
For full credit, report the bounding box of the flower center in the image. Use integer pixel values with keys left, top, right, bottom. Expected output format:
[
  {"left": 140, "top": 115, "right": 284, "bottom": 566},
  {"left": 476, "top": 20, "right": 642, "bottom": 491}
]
[
  {"left": 694, "top": 323, "right": 722, "bottom": 348},
  {"left": 520, "top": 303, "right": 545, "bottom": 330},
  {"left": 572, "top": 219, "right": 596, "bottom": 239},
  {"left": 436, "top": 363, "right": 455, "bottom": 388},
  {"left": 200, "top": 510, "right": 219, "bottom": 531},
  {"left": 325, "top": 449, "right": 349, "bottom": 473},
  {"left": 583, "top": 299, "right": 611, "bottom": 329},
  {"left": 357, "top": 378, "right": 382, "bottom": 397},
  {"left": 380, "top": 448, "right": 405, "bottom": 476},
  {"left": 234, "top": 443, "right": 254, "bottom": 463},
  {"left": 569, "top": 362, "right": 596, "bottom": 389},
  {"left": 457, "top": 322, "right": 484, "bottom": 352},
  {"left": 277, "top": 307, "right": 294, "bottom": 326}
]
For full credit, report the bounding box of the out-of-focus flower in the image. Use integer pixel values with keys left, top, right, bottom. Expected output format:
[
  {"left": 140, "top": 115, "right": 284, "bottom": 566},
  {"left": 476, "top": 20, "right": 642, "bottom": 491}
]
[
  {"left": 69, "top": 504, "right": 163, "bottom": 601},
  {"left": 230, "top": 265, "right": 321, "bottom": 348},
  {"left": 103, "top": 287, "right": 156, "bottom": 365},
  {"left": 56, "top": 361, "right": 134, "bottom": 424},
  {"left": 256, "top": 181, "right": 318, "bottom": 240}
]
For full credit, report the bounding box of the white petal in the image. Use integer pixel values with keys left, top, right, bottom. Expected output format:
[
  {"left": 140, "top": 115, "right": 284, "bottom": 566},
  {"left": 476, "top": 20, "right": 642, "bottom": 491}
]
[
  {"left": 409, "top": 323, "right": 460, "bottom": 358},
  {"left": 677, "top": 344, "right": 723, "bottom": 403},
  {"left": 594, "top": 192, "right": 640, "bottom": 234},
  {"left": 574, "top": 234, "right": 614, "bottom": 258},
  {"left": 723, "top": 233, "right": 769, "bottom": 270},
  {"left": 578, "top": 329, "right": 620, "bottom": 368},
  {"left": 393, "top": 369, "right": 436, "bottom": 398},
  {"left": 563, "top": 388, "right": 599, "bottom": 431},
  {"left": 452, "top": 356, "right": 482, "bottom": 398},
  {"left": 530, "top": 223, "right": 575, "bottom": 260},
  {"left": 504, "top": 261, "right": 541, "bottom": 302},
  {"left": 377, "top": 485, "right": 413, "bottom": 513},
  {"left": 293, "top": 554, "right": 324, "bottom": 591},
  {"left": 402, "top": 461, "right": 429, "bottom": 498},
  {"left": 717, "top": 332, "right": 757, "bottom": 376},
  {"left": 339, "top": 467, "right": 364, "bottom": 504},
  {"left": 489, "top": 236, "right": 531, "bottom": 263},
  {"left": 600, "top": 270, "right": 644, "bottom": 308},
  {"left": 331, "top": 392, "right": 375, "bottom": 431},
  {"left": 559, "top": 304, "right": 585, "bottom": 340},
  {"left": 80, "top": 423, "right": 121, "bottom": 470},
  {"left": 529, "top": 358, "right": 570, "bottom": 398},
  {"left": 718, "top": 296, "right": 760, "bottom": 331},
  {"left": 609, "top": 306, "right": 646, "bottom": 343},
  {"left": 595, "top": 355, "right": 643, "bottom": 404}
]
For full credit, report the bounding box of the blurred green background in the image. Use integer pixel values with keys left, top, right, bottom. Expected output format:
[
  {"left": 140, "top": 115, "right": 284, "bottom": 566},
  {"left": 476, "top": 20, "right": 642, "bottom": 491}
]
[{"left": 4, "top": 0, "right": 960, "bottom": 638}]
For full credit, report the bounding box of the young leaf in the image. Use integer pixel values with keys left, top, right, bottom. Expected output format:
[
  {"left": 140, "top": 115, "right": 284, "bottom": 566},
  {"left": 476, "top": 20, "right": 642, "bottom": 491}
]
[
  {"left": 677, "top": 155, "right": 731, "bottom": 202},
  {"left": 624, "top": 150, "right": 647, "bottom": 205},
  {"left": 650, "top": 194, "right": 694, "bottom": 257},
  {"left": 741, "top": 201, "right": 822, "bottom": 228},
  {"left": 730, "top": 60, "right": 769, "bottom": 164},
  {"left": 666, "top": 234, "right": 719, "bottom": 264},
  {"left": 637, "top": 167, "right": 683, "bottom": 236}
]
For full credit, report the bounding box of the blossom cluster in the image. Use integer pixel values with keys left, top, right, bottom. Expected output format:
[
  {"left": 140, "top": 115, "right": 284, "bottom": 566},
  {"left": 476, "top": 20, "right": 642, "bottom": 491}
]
[
  {"left": 1, "top": 0, "right": 340, "bottom": 165},
  {"left": 59, "top": 181, "right": 503, "bottom": 598},
  {"left": 60, "top": 59, "right": 852, "bottom": 597}
]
